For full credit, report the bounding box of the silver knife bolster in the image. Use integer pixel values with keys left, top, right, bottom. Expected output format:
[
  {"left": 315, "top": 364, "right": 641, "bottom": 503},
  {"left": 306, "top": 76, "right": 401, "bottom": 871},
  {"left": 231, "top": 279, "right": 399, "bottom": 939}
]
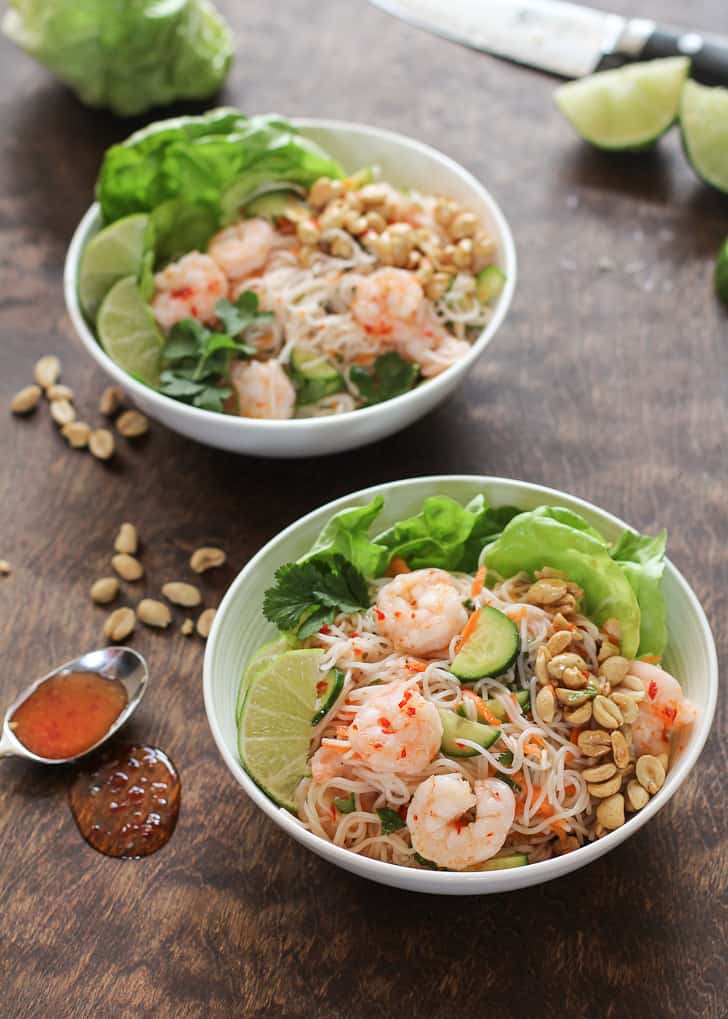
[{"left": 610, "top": 18, "right": 656, "bottom": 60}]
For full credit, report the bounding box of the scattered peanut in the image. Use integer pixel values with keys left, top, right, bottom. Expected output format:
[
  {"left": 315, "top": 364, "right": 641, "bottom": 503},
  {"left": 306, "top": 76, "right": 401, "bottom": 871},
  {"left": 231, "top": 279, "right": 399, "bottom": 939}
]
[
  {"left": 555, "top": 686, "right": 593, "bottom": 707},
  {"left": 535, "top": 645, "right": 551, "bottom": 685},
  {"left": 114, "top": 522, "right": 138, "bottom": 556},
  {"left": 47, "top": 384, "right": 74, "bottom": 402},
  {"left": 563, "top": 701, "right": 592, "bottom": 725},
  {"left": 596, "top": 793, "right": 625, "bottom": 830},
  {"left": 116, "top": 410, "right": 149, "bottom": 438},
  {"left": 90, "top": 577, "right": 119, "bottom": 604},
  {"left": 593, "top": 694, "right": 623, "bottom": 730},
  {"left": 10, "top": 385, "right": 42, "bottom": 415},
  {"left": 162, "top": 582, "right": 202, "bottom": 607},
  {"left": 181, "top": 618, "right": 194, "bottom": 636},
  {"left": 546, "top": 630, "right": 572, "bottom": 656},
  {"left": 577, "top": 729, "right": 612, "bottom": 758},
  {"left": 611, "top": 691, "right": 639, "bottom": 724},
  {"left": 111, "top": 553, "right": 144, "bottom": 582},
  {"left": 626, "top": 779, "right": 649, "bottom": 812},
  {"left": 49, "top": 399, "right": 76, "bottom": 426},
  {"left": 33, "top": 355, "right": 60, "bottom": 390},
  {"left": 103, "top": 607, "right": 136, "bottom": 642},
  {"left": 89, "top": 428, "right": 115, "bottom": 460},
  {"left": 587, "top": 773, "right": 623, "bottom": 798},
  {"left": 599, "top": 655, "right": 630, "bottom": 686},
  {"left": 99, "top": 385, "right": 124, "bottom": 416},
  {"left": 620, "top": 674, "right": 646, "bottom": 696},
  {"left": 138, "top": 599, "right": 172, "bottom": 629},
  {"left": 190, "top": 546, "right": 226, "bottom": 573},
  {"left": 62, "top": 421, "right": 91, "bottom": 448},
  {"left": 582, "top": 762, "right": 617, "bottom": 783},
  {"left": 635, "top": 754, "right": 665, "bottom": 795},
  {"left": 610, "top": 729, "right": 630, "bottom": 769},
  {"left": 535, "top": 685, "right": 555, "bottom": 723},
  {"left": 196, "top": 608, "right": 217, "bottom": 638},
  {"left": 0, "top": 560, "right": 11, "bottom": 576}
]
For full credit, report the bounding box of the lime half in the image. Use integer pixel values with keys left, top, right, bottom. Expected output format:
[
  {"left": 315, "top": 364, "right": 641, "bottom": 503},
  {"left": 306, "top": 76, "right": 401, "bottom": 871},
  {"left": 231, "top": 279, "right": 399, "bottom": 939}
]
[
  {"left": 681, "top": 80, "right": 728, "bottom": 194},
  {"left": 716, "top": 239, "right": 728, "bottom": 306},
  {"left": 97, "top": 275, "right": 164, "bottom": 387},
  {"left": 79, "top": 214, "right": 152, "bottom": 322},
  {"left": 235, "top": 634, "right": 297, "bottom": 724},
  {"left": 238, "top": 649, "right": 325, "bottom": 810},
  {"left": 555, "top": 56, "right": 689, "bottom": 150}
]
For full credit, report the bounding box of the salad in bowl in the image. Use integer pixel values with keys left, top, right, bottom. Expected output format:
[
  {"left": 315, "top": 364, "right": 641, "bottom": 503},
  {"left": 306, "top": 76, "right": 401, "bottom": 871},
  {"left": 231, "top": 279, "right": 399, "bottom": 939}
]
[
  {"left": 204, "top": 477, "right": 717, "bottom": 894},
  {"left": 65, "top": 113, "right": 516, "bottom": 456}
]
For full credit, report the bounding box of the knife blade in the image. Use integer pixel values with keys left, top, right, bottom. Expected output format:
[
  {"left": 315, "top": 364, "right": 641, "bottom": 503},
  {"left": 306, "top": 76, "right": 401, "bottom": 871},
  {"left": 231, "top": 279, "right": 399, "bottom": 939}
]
[{"left": 369, "top": 0, "right": 728, "bottom": 86}]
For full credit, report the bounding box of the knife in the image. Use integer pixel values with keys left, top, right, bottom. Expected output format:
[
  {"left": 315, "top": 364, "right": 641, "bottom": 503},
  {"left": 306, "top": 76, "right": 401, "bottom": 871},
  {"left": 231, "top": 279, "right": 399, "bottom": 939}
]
[{"left": 369, "top": 0, "right": 728, "bottom": 86}]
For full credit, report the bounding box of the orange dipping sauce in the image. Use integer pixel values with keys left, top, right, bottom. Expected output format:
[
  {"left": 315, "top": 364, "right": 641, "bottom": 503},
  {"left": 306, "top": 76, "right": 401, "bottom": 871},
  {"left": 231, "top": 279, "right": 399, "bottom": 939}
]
[{"left": 10, "top": 671, "right": 128, "bottom": 760}]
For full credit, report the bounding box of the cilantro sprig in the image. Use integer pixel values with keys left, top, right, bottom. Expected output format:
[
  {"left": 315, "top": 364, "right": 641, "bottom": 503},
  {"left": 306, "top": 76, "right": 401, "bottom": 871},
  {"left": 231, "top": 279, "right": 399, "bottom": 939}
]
[
  {"left": 262, "top": 554, "right": 370, "bottom": 639},
  {"left": 349, "top": 352, "right": 419, "bottom": 406},
  {"left": 376, "top": 807, "right": 406, "bottom": 835},
  {"left": 159, "top": 291, "right": 272, "bottom": 413}
]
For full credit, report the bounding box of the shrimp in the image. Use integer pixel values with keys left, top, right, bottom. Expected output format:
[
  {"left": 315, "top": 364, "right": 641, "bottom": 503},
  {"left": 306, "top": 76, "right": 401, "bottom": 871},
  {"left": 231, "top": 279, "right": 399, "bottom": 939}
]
[
  {"left": 151, "top": 252, "right": 228, "bottom": 332},
  {"left": 310, "top": 745, "right": 348, "bottom": 783},
  {"left": 376, "top": 568, "right": 468, "bottom": 657},
  {"left": 348, "top": 682, "right": 443, "bottom": 775},
  {"left": 407, "top": 774, "right": 515, "bottom": 870},
  {"left": 399, "top": 328, "right": 472, "bottom": 379},
  {"left": 230, "top": 359, "right": 296, "bottom": 420},
  {"left": 628, "top": 660, "right": 697, "bottom": 758},
  {"left": 208, "top": 218, "right": 274, "bottom": 281}
]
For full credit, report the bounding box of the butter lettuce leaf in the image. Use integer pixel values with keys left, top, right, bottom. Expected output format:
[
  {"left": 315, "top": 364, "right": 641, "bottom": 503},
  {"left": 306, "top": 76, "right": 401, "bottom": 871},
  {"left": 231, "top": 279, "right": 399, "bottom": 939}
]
[
  {"left": 302, "top": 496, "right": 388, "bottom": 579},
  {"left": 3, "top": 0, "right": 233, "bottom": 117},
  {"left": 610, "top": 529, "right": 668, "bottom": 657},
  {"left": 96, "top": 110, "right": 344, "bottom": 260},
  {"left": 483, "top": 505, "right": 643, "bottom": 658}
]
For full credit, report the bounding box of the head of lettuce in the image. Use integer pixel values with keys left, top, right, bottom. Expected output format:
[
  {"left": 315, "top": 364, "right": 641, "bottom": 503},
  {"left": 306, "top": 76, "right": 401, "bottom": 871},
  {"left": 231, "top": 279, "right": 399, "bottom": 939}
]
[{"left": 2, "top": 0, "right": 234, "bottom": 117}]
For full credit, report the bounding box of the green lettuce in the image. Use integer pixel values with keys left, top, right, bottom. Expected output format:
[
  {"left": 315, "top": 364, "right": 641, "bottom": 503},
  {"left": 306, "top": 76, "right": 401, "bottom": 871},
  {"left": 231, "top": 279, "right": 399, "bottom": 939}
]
[
  {"left": 301, "top": 496, "right": 388, "bottom": 579},
  {"left": 484, "top": 506, "right": 644, "bottom": 658},
  {"left": 610, "top": 529, "right": 667, "bottom": 657},
  {"left": 96, "top": 110, "right": 344, "bottom": 260},
  {"left": 3, "top": 0, "right": 233, "bottom": 117}
]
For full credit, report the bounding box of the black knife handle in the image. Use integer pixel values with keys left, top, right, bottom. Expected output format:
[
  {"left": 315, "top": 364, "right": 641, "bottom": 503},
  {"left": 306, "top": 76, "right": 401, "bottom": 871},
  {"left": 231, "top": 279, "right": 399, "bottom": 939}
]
[{"left": 640, "top": 28, "right": 728, "bottom": 88}]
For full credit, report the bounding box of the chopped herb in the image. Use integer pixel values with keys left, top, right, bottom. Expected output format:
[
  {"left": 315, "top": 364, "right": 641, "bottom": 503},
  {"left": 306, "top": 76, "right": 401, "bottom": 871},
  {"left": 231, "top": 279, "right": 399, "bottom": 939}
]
[
  {"left": 497, "top": 749, "right": 514, "bottom": 767},
  {"left": 413, "top": 852, "right": 441, "bottom": 870},
  {"left": 158, "top": 291, "right": 269, "bottom": 412},
  {"left": 350, "top": 352, "right": 419, "bottom": 406},
  {"left": 495, "top": 749, "right": 521, "bottom": 792},
  {"left": 377, "top": 807, "right": 406, "bottom": 834},
  {"left": 334, "top": 795, "right": 356, "bottom": 814},
  {"left": 569, "top": 684, "right": 598, "bottom": 703},
  {"left": 263, "top": 554, "right": 370, "bottom": 637}
]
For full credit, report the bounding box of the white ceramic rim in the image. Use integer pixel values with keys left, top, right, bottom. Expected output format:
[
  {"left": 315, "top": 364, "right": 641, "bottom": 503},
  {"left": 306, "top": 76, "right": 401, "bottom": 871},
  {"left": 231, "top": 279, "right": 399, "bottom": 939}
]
[
  {"left": 64, "top": 118, "right": 517, "bottom": 436},
  {"left": 203, "top": 475, "right": 718, "bottom": 892}
]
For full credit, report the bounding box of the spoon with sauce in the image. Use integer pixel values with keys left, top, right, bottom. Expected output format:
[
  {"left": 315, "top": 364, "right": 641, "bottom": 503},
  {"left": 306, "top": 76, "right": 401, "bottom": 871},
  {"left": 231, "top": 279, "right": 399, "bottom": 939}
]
[{"left": 0, "top": 646, "right": 148, "bottom": 764}]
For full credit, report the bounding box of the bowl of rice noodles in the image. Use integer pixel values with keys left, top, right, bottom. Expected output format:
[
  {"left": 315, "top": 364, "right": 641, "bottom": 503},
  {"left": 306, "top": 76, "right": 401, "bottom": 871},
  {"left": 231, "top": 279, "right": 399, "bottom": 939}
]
[{"left": 204, "top": 476, "right": 717, "bottom": 894}]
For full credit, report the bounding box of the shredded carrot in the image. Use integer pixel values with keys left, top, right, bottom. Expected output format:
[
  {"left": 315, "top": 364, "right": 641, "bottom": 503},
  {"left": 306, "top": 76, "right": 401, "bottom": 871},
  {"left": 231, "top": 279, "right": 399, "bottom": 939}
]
[
  {"left": 321, "top": 739, "right": 348, "bottom": 753},
  {"left": 564, "top": 751, "right": 575, "bottom": 764},
  {"left": 638, "top": 654, "right": 661, "bottom": 665},
  {"left": 462, "top": 689, "right": 501, "bottom": 727},
  {"left": 569, "top": 727, "right": 583, "bottom": 745},
  {"left": 564, "top": 783, "right": 576, "bottom": 795},
  {"left": 506, "top": 606, "right": 528, "bottom": 622},
  {"left": 455, "top": 608, "right": 481, "bottom": 655},
  {"left": 523, "top": 734, "right": 546, "bottom": 757},
  {"left": 387, "top": 556, "right": 411, "bottom": 577},
  {"left": 550, "top": 819, "right": 568, "bottom": 838},
  {"left": 471, "top": 564, "right": 487, "bottom": 597},
  {"left": 405, "top": 660, "right": 428, "bottom": 673},
  {"left": 336, "top": 726, "right": 349, "bottom": 740}
]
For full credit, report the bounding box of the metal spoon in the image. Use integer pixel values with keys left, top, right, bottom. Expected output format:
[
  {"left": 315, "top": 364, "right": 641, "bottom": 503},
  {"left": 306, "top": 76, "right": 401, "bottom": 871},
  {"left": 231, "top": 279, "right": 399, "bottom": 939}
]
[{"left": 0, "top": 647, "right": 149, "bottom": 763}]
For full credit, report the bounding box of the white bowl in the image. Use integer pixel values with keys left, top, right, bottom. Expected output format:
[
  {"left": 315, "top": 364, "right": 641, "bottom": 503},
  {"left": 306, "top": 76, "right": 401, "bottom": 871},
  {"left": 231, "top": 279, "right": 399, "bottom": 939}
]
[
  {"left": 204, "top": 475, "right": 718, "bottom": 894},
  {"left": 64, "top": 119, "right": 516, "bottom": 458}
]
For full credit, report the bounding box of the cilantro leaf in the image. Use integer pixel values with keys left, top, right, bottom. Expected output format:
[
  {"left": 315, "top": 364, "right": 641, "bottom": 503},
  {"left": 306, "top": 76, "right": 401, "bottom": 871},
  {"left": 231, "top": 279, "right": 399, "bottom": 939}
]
[
  {"left": 262, "top": 554, "right": 369, "bottom": 636},
  {"left": 350, "top": 352, "right": 419, "bottom": 406},
  {"left": 215, "top": 291, "right": 272, "bottom": 340},
  {"left": 377, "top": 808, "right": 406, "bottom": 834},
  {"left": 334, "top": 795, "right": 356, "bottom": 814}
]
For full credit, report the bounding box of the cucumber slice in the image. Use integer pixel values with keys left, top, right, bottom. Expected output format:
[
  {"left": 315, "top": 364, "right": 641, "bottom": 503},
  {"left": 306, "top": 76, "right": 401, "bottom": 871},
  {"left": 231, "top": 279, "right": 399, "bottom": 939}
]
[
  {"left": 289, "top": 346, "right": 344, "bottom": 404},
  {"left": 243, "top": 190, "right": 306, "bottom": 220},
  {"left": 451, "top": 606, "right": 520, "bottom": 682},
  {"left": 555, "top": 56, "right": 689, "bottom": 150},
  {"left": 438, "top": 707, "right": 499, "bottom": 758},
  {"left": 681, "top": 80, "right": 728, "bottom": 194},
  {"left": 473, "top": 853, "right": 529, "bottom": 871},
  {"left": 311, "top": 668, "right": 344, "bottom": 724},
  {"left": 716, "top": 239, "right": 728, "bottom": 306},
  {"left": 476, "top": 266, "right": 506, "bottom": 304},
  {"left": 458, "top": 689, "right": 530, "bottom": 722}
]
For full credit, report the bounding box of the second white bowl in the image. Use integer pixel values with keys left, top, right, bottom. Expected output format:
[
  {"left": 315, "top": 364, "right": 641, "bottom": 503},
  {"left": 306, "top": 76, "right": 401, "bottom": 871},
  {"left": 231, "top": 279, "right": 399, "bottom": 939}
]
[{"left": 64, "top": 118, "right": 516, "bottom": 458}]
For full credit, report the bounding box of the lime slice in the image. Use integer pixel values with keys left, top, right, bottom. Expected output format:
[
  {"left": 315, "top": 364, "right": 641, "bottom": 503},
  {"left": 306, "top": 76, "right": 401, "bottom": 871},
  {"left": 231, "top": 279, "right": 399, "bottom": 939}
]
[
  {"left": 78, "top": 214, "right": 152, "bottom": 322},
  {"left": 555, "top": 57, "right": 689, "bottom": 150},
  {"left": 97, "top": 276, "right": 164, "bottom": 387},
  {"left": 716, "top": 239, "right": 728, "bottom": 306},
  {"left": 238, "top": 649, "right": 325, "bottom": 810},
  {"left": 681, "top": 80, "right": 728, "bottom": 194},
  {"left": 235, "top": 634, "right": 297, "bottom": 724}
]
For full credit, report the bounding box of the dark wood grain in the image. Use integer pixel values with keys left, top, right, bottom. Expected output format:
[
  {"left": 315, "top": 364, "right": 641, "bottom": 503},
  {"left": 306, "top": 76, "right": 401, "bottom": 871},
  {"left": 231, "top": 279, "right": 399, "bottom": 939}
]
[{"left": 1, "top": 2, "right": 726, "bottom": 1017}]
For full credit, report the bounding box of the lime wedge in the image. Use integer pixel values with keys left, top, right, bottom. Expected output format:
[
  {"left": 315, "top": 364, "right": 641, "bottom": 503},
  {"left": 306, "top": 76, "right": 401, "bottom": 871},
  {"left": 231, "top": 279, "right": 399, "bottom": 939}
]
[
  {"left": 555, "top": 57, "right": 689, "bottom": 150},
  {"left": 235, "top": 634, "right": 297, "bottom": 724},
  {"left": 97, "top": 276, "right": 164, "bottom": 387},
  {"left": 716, "top": 239, "right": 728, "bottom": 306},
  {"left": 79, "top": 214, "right": 152, "bottom": 322},
  {"left": 238, "top": 649, "right": 326, "bottom": 810},
  {"left": 681, "top": 80, "right": 728, "bottom": 194}
]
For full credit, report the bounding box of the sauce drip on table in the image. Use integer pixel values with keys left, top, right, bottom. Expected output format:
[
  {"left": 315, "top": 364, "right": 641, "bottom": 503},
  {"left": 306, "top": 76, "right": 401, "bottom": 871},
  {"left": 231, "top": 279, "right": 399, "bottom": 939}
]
[
  {"left": 69, "top": 744, "right": 180, "bottom": 858},
  {"left": 10, "top": 671, "right": 128, "bottom": 760}
]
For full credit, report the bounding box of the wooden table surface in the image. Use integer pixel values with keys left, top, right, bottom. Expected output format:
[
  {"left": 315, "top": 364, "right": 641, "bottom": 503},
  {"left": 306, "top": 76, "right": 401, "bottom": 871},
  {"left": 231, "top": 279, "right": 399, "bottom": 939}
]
[{"left": 1, "top": 1, "right": 726, "bottom": 1016}]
